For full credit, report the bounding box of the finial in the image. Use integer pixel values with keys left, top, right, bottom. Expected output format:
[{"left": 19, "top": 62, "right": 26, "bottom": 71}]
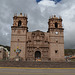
[
  {"left": 24, "top": 13, "right": 25, "bottom": 17},
  {"left": 52, "top": 15, "right": 53, "bottom": 18},
  {"left": 14, "top": 13, "right": 17, "bottom": 16},
  {"left": 20, "top": 13, "right": 22, "bottom": 16},
  {"left": 26, "top": 14, "right": 27, "bottom": 17},
  {"left": 59, "top": 16, "right": 62, "bottom": 19}
]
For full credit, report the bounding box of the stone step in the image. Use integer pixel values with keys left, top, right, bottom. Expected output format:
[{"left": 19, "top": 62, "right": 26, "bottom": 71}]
[{"left": 0, "top": 61, "right": 75, "bottom": 68}]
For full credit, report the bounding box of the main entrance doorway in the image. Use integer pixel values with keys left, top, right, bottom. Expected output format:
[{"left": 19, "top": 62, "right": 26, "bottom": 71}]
[{"left": 35, "top": 51, "right": 41, "bottom": 61}]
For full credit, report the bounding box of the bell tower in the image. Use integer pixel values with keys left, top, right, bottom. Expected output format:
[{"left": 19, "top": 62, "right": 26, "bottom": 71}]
[
  {"left": 48, "top": 15, "right": 65, "bottom": 62},
  {"left": 10, "top": 13, "right": 28, "bottom": 61}
]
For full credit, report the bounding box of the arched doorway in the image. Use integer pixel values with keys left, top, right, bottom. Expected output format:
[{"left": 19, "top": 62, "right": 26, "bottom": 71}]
[{"left": 35, "top": 51, "right": 41, "bottom": 61}]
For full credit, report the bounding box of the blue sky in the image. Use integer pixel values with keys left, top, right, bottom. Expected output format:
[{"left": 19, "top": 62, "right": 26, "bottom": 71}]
[{"left": 36, "top": 0, "right": 61, "bottom": 3}]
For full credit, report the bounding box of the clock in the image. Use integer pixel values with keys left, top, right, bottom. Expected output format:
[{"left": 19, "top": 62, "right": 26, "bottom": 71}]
[{"left": 55, "top": 32, "right": 58, "bottom": 35}]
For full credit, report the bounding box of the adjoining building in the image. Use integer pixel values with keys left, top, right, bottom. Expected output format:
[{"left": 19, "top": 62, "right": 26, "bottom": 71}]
[
  {"left": 0, "top": 46, "right": 9, "bottom": 60},
  {"left": 10, "top": 13, "right": 65, "bottom": 62}
]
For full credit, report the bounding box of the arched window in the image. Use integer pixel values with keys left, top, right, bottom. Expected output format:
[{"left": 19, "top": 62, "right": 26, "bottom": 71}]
[
  {"left": 55, "top": 22, "right": 58, "bottom": 28},
  {"left": 18, "top": 20, "right": 22, "bottom": 27},
  {"left": 18, "top": 39, "right": 19, "bottom": 41}
]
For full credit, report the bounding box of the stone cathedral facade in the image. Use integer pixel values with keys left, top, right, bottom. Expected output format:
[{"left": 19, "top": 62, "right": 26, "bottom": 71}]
[{"left": 10, "top": 13, "right": 65, "bottom": 62}]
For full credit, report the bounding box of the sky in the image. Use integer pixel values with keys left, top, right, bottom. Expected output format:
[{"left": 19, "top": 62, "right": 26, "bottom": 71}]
[
  {"left": 0, "top": 0, "right": 75, "bottom": 49},
  {"left": 36, "top": 0, "right": 61, "bottom": 3}
]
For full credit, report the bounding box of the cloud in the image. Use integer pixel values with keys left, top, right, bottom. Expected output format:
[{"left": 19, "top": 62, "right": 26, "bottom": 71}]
[
  {"left": 37, "top": 0, "right": 75, "bottom": 49},
  {"left": 0, "top": 0, "right": 75, "bottom": 49},
  {"left": 38, "top": 0, "right": 55, "bottom": 7},
  {"left": 38, "top": 0, "right": 56, "bottom": 12}
]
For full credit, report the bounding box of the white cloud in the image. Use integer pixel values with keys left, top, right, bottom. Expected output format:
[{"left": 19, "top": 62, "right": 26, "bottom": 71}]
[
  {"left": 38, "top": 0, "right": 56, "bottom": 12},
  {"left": 38, "top": 0, "right": 55, "bottom": 7}
]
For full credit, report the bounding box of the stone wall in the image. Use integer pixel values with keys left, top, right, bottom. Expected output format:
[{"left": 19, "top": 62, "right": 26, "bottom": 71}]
[{"left": 0, "top": 61, "right": 75, "bottom": 68}]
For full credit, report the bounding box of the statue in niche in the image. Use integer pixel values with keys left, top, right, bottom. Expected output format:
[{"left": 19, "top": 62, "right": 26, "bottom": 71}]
[{"left": 14, "top": 47, "right": 21, "bottom": 56}]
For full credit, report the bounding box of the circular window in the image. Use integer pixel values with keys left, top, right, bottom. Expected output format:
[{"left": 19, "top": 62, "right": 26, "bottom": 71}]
[{"left": 55, "top": 32, "right": 58, "bottom": 35}]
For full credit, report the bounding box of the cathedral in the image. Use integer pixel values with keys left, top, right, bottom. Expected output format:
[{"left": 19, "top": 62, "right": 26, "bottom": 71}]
[{"left": 10, "top": 13, "right": 65, "bottom": 62}]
